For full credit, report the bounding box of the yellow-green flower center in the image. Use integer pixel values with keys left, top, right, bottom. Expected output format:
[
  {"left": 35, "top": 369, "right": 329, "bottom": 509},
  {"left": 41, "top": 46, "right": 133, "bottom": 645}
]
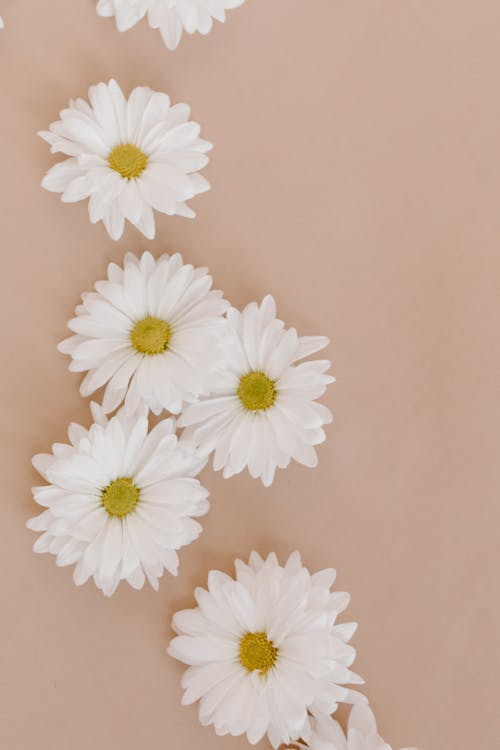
[
  {"left": 102, "top": 477, "right": 139, "bottom": 518},
  {"left": 237, "top": 371, "right": 276, "bottom": 411},
  {"left": 131, "top": 316, "right": 171, "bottom": 355},
  {"left": 239, "top": 632, "right": 278, "bottom": 674},
  {"left": 108, "top": 143, "right": 148, "bottom": 179}
]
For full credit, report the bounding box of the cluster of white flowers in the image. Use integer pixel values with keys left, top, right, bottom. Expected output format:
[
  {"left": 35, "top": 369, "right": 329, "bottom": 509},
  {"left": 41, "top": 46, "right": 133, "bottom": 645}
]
[
  {"left": 29, "top": 8, "right": 417, "bottom": 750},
  {"left": 28, "top": 251, "right": 334, "bottom": 595}
]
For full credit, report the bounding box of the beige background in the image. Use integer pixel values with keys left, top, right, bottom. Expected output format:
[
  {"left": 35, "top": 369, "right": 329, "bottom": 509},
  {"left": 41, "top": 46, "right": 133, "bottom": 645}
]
[{"left": 1, "top": 1, "right": 499, "bottom": 748}]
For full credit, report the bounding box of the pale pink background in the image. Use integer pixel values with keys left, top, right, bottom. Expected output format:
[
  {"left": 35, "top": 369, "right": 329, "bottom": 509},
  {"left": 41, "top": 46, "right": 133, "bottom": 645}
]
[{"left": 1, "top": 1, "right": 499, "bottom": 748}]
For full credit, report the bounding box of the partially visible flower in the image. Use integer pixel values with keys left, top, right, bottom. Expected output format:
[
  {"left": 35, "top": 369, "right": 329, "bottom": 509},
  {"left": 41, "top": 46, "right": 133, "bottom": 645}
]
[
  {"left": 293, "top": 704, "right": 417, "bottom": 750},
  {"left": 0, "top": 17, "right": 4, "bottom": 28},
  {"left": 178, "top": 295, "right": 334, "bottom": 486},
  {"left": 96, "top": 0, "right": 245, "bottom": 51},
  {"left": 168, "top": 551, "right": 364, "bottom": 748},
  {"left": 39, "top": 79, "right": 211, "bottom": 240},
  {"left": 58, "top": 251, "right": 228, "bottom": 416},
  {"left": 27, "top": 403, "right": 209, "bottom": 596}
]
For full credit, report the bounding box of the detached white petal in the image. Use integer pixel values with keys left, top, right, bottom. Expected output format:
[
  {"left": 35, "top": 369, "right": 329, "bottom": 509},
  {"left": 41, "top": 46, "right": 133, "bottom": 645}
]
[{"left": 39, "top": 79, "right": 212, "bottom": 240}]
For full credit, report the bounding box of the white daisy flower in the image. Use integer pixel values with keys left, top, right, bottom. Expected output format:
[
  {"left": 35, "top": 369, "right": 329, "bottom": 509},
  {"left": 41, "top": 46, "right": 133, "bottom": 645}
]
[
  {"left": 39, "top": 79, "right": 211, "bottom": 240},
  {"left": 293, "top": 704, "right": 417, "bottom": 750},
  {"left": 27, "top": 403, "right": 209, "bottom": 597},
  {"left": 168, "top": 551, "right": 364, "bottom": 748},
  {"left": 58, "top": 251, "right": 229, "bottom": 416},
  {"left": 178, "top": 295, "right": 334, "bottom": 486},
  {"left": 96, "top": 0, "right": 245, "bottom": 51},
  {"left": 0, "top": 17, "right": 4, "bottom": 28}
]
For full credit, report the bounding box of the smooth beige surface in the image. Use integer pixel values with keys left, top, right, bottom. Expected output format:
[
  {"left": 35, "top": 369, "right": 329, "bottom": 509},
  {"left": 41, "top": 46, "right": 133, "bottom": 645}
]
[{"left": 1, "top": 1, "right": 499, "bottom": 748}]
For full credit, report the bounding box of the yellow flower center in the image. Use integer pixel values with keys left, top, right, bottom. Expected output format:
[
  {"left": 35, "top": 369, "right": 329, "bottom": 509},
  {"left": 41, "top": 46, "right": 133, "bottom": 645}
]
[
  {"left": 102, "top": 477, "right": 139, "bottom": 518},
  {"left": 131, "top": 316, "right": 171, "bottom": 355},
  {"left": 239, "top": 632, "right": 278, "bottom": 674},
  {"left": 237, "top": 372, "right": 276, "bottom": 411},
  {"left": 108, "top": 143, "right": 148, "bottom": 179}
]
